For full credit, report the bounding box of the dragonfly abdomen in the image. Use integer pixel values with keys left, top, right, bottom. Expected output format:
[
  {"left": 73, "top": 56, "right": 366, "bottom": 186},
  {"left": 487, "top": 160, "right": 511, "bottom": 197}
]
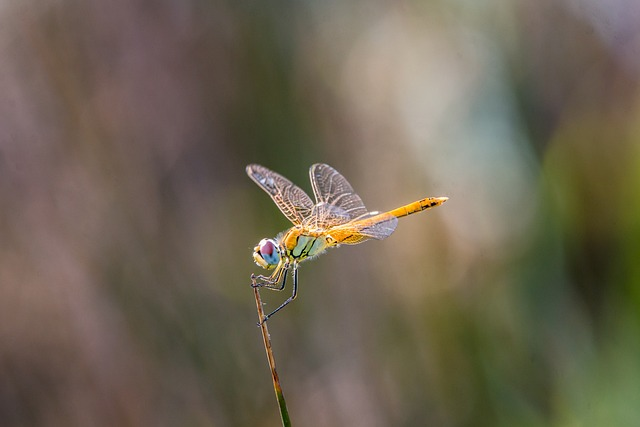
[{"left": 387, "top": 197, "right": 449, "bottom": 218}]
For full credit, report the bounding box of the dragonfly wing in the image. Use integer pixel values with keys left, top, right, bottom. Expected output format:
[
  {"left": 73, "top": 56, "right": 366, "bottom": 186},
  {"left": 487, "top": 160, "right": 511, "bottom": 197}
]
[
  {"left": 247, "top": 164, "right": 314, "bottom": 225},
  {"left": 307, "top": 202, "right": 351, "bottom": 229},
  {"left": 309, "top": 164, "right": 369, "bottom": 221},
  {"left": 328, "top": 212, "right": 398, "bottom": 245}
]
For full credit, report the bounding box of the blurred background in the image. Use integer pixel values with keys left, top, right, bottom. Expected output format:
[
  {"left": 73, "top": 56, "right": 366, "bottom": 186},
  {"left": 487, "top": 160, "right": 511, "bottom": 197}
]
[{"left": 1, "top": 0, "right": 639, "bottom": 426}]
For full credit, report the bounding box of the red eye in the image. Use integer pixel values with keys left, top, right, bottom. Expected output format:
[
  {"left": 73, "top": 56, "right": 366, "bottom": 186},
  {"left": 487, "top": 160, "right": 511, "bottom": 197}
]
[
  {"left": 255, "top": 239, "right": 280, "bottom": 268},
  {"left": 260, "top": 239, "right": 275, "bottom": 256}
]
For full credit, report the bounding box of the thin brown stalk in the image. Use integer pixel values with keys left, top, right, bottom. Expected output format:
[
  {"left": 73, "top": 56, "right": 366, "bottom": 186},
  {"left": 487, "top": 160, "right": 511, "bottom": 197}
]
[{"left": 252, "top": 278, "right": 292, "bottom": 427}]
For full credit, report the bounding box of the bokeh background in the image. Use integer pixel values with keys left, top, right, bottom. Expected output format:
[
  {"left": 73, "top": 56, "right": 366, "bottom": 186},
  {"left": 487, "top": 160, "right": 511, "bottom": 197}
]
[{"left": 1, "top": 0, "right": 640, "bottom": 426}]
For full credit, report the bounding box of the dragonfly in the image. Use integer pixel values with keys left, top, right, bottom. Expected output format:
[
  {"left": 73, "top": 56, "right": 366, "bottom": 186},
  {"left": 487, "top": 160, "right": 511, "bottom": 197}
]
[{"left": 247, "top": 163, "right": 448, "bottom": 323}]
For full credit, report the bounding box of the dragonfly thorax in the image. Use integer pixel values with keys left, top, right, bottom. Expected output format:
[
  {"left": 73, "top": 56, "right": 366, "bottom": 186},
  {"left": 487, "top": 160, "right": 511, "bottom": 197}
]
[
  {"left": 253, "top": 238, "right": 282, "bottom": 270},
  {"left": 281, "top": 227, "right": 336, "bottom": 263}
]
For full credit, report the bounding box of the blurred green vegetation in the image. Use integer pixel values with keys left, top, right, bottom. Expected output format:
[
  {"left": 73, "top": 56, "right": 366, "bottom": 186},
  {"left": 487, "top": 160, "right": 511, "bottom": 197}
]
[{"left": 1, "top": 0, "right": 639, "bottom": 426}]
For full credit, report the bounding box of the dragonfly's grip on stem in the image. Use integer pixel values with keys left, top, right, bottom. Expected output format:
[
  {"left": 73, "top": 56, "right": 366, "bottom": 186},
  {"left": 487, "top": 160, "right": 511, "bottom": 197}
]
[{"left": 252, "top": 276, "right": 292, "bottom": 426}]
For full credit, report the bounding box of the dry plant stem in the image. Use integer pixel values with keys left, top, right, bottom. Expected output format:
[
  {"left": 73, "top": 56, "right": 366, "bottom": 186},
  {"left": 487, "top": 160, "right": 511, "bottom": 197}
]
[{"left": 253, "top": 281, "right": 291, "bottom": 427}]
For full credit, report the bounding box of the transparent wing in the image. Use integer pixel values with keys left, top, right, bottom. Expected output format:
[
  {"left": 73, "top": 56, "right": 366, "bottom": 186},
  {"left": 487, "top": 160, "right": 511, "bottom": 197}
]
[
  {"left": 306, "top": 203, "right": 351, "bottom": 229},
  {"left": 246, "top": 164, "right": 314, "bottom": 225},
  {"left": 309, "top": 164, "right": 369, "bottom": 224},
  {"left": 327, "top": 212, "right": 398, "bottom": 245}
]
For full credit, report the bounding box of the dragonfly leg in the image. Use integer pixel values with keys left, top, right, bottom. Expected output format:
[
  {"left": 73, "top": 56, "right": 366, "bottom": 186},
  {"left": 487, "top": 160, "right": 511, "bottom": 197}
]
[
  {"left": 251, "top": 262, "right": 289, "bottom": 290},
  {"left": 260, "top": 269, "right": 287, "bottom": 291},
  {"left": 260, "top": 264, "right": 298, "bottom": 324}
]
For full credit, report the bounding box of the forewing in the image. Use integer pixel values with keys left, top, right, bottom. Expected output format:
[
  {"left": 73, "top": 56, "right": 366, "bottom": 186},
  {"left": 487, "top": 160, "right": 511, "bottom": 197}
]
[
  {"left": 246, "top": 164, "right": 314, "bottom": 225},
  {"left": 309, "top": 164, "right": 369, "bottom": 221},
  {"left": 328, "top": 212, "right": 398, "bottom": 245}
]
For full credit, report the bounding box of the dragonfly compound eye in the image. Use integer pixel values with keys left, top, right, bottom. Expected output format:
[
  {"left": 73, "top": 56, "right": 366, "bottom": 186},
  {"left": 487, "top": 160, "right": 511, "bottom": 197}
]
[{"left": 253, "top": 238, "right": 280, "bottom": 269}]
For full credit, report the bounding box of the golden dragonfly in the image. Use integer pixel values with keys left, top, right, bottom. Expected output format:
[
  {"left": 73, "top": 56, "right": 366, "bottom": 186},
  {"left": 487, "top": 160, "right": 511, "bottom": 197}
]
[{"left": 247, "top": 163, "right": 447, "bottom": 323}]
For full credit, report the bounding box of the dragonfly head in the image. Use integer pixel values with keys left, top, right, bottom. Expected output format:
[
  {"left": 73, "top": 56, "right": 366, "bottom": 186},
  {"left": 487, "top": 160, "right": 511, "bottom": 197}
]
[{"left": 253, "top": 238, "right": 281, "bottom": 270}]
